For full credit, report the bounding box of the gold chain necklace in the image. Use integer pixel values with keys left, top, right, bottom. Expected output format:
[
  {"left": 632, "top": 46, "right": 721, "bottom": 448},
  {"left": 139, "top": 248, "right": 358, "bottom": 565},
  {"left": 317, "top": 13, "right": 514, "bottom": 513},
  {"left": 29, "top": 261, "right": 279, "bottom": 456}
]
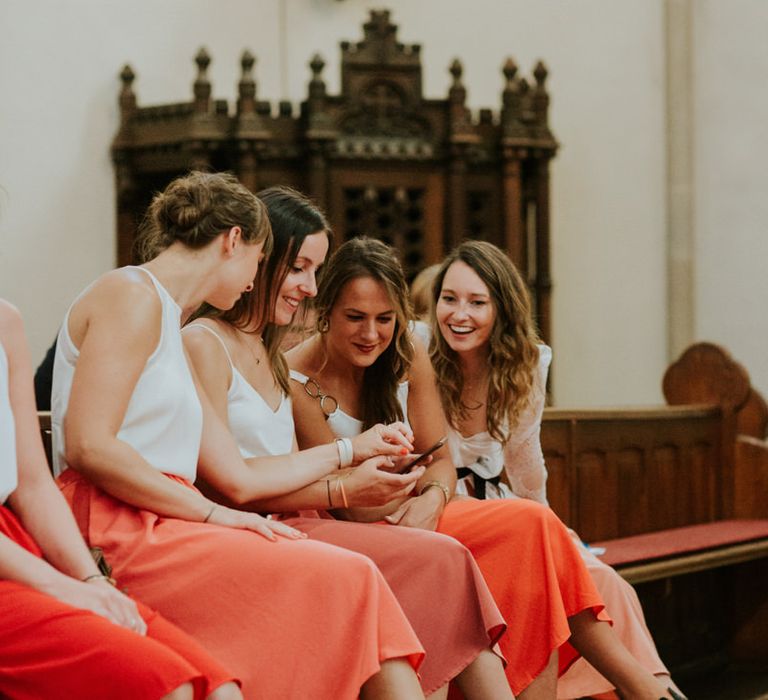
[{"left": 241, "top": 334, "right": 264, "bottom": 367}]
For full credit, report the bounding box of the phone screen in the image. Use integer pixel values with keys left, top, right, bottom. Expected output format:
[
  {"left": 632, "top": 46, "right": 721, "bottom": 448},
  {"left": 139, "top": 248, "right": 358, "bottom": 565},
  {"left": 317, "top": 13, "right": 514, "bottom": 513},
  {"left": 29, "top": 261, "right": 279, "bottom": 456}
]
[{"left": 399, "top": 437, "right": 447, "bottom": 472}]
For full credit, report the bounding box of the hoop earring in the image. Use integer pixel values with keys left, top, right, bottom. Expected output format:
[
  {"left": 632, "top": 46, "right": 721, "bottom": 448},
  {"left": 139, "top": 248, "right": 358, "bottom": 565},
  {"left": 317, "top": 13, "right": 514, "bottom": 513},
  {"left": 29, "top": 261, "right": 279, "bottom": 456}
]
[{"left": 317, "top": 316, "right": 330, "bottom": 334}]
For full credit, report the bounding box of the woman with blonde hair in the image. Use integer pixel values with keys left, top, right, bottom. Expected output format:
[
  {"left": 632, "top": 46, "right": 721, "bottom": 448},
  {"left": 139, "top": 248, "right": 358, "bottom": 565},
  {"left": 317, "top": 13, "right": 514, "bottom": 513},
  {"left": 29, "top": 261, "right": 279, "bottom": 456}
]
[
  {"left": 429, "top": 239, "right": 683, "bottom": 700},
  {"left": 50, "top": 172, "right": 426, "bottom": 700},
  {"left": 183, "top": 186, "right": 511, "bottom": 700},
  {"left": 287, "top": 236, "right": 682, "bottom": 700}
]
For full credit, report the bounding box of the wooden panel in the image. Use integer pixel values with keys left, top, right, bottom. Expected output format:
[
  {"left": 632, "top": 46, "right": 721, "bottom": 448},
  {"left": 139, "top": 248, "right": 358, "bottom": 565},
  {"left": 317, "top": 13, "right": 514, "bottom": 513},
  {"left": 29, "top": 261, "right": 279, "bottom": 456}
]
[{"left": 541, "top": 405, "right": 726, "bottom": 541}]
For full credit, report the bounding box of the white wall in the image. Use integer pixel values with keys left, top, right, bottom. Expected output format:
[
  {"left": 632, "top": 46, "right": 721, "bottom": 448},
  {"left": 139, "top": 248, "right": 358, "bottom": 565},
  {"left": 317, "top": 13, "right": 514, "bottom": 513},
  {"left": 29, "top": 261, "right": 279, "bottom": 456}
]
[
  {"left": 693, "top": 0, "right": 768, "bottom": 401},
  {"left": 5, "top": 0, "right": 756, "bottom": 408}
]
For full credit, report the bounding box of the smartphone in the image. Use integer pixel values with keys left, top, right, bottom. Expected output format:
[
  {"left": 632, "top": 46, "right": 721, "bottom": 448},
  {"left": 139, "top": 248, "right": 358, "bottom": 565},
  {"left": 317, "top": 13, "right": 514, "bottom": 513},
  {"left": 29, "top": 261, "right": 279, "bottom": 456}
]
[{"left": 398, "top": 436, "right": 447, "bottom": 473}]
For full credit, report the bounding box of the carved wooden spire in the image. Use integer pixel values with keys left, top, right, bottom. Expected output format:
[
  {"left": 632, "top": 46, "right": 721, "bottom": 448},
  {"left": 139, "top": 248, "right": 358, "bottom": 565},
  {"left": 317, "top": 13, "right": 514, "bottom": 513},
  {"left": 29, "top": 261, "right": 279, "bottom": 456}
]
[
  {"left": 119, "top": 64, "right": 136, "bottom": 120},
  {"left": 238, "top": 50, "right": 257, "bottom": 116},
  {"left": 309, "top": 53, "right": 327, "bottom": 100},
  {"left": 193, "top": 48, "right": 212, "bottom": 114},
  {"left": 532, "top": 60, "right": 551, "bottom": 135},
  {"left": 447, "top": 59, "right": 473, "bottom": 140}
]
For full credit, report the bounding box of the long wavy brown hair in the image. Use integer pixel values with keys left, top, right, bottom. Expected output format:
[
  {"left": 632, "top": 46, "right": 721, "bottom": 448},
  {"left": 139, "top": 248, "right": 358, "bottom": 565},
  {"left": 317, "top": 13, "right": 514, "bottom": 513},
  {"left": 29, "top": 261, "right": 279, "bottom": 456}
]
[
  {"left": 314, "top": 237, "right": 414, "bottom": 430},
  {"left": 430, "top": 240, "right": 542, "bottom": 443},
  {"left": 195, "top": 186, "right": 331, "bottom": 395}
]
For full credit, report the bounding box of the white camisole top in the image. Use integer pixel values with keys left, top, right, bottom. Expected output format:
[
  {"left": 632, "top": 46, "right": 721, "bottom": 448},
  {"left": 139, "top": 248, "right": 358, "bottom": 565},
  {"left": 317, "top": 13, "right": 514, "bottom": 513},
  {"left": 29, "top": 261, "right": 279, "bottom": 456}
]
[
  {"left": 0, "top": 341, "right": 19, "bottom": 504},
  {"left": 183, "top": 324, "right": 294, "bottom": 458},
  {"left": 51, "top": 267, "right": 203, "bottom": 481},
  {"left": 289, "top": 369, "right": 410, "bottom": 438}
]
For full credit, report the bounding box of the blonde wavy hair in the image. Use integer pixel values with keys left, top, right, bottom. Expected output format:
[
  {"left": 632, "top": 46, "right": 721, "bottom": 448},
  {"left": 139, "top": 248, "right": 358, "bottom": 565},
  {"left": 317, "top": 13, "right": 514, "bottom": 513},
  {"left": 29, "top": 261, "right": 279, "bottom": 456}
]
[
  {"left": 314, "top": 237, "right": 414, "bottom": 430},
  {"left": 430, "top": 240, "right": 542, "bottom": 443}
]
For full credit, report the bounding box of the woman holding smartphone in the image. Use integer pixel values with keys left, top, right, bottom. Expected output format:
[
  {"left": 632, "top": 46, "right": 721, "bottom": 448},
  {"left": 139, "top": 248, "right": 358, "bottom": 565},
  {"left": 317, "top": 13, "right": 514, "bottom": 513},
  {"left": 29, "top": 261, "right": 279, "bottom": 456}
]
[
  {"left": 183, "top": 186, "right": 511, "bottom": 700},
  {"left": 50, "top": 172, "right": 426, "bottom": 700},
  {"left": 287, "top": 236, "right": 682, "bottom": 700}
]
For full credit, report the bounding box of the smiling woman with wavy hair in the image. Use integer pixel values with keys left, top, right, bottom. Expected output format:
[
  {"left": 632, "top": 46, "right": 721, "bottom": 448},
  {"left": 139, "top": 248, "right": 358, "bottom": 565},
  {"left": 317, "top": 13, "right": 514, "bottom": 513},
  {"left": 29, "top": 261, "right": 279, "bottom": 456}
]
[
  {"left": 428, "top": 240, "right": 684, "bottom": 699},
  {"left": 288, "top": 236, "right": 682, "bottom": 700},
  {"left": 430, "top": 239, "right": 541, "bottom": 445}
]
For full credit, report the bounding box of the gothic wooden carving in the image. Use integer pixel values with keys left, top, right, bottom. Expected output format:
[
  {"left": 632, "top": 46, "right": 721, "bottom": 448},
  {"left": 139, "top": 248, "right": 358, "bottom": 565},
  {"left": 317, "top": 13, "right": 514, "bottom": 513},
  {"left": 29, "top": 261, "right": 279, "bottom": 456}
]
[{"left": 112, "top": 9, "right": 558, "bottom": 341}]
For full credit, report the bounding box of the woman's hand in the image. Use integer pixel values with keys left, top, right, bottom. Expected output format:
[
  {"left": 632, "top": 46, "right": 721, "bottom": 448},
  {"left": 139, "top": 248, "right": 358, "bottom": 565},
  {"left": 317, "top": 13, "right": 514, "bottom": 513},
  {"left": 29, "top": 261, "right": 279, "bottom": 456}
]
[
  {"left": 350, "top": 422, "right": 414, "bottom": 463},
  {"left": 344, "top": 457, "right": 426, "bottom": 507},
  {"left": 52, "top": 577, "right": 148, "bottom": 634},
  {"left": 384, "top": 488, "right": 445, "bottom": 531},
  {"left": 206, "top": 505, "right": 306, "bottom": 542}
]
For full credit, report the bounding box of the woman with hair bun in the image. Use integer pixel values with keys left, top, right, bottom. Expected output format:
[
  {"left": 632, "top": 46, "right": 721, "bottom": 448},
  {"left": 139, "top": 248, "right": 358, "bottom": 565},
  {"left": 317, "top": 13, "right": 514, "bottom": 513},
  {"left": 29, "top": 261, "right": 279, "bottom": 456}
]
[
  {"left": 51, "top": 172, "right": 426, "bottom": 700},
  {"left": 0, "top": 298, "right": 230, "bottom": 700}
]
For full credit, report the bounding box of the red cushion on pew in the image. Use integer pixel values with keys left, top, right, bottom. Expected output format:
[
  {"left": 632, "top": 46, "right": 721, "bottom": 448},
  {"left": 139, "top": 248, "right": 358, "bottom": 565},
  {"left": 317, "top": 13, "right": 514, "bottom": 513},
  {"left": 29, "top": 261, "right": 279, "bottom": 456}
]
[{"left": 592, "top": 519, "right": 768, "bottom": 568}]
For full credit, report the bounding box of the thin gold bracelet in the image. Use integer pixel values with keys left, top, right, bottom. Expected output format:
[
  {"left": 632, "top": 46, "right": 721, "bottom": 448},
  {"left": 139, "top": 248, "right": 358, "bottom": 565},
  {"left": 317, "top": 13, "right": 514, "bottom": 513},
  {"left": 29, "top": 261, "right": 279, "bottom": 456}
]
[
  {"left": 419, "top": 480, "right": 451, "bottom": 506},
  {"left": 82, "top": 573, "right": 117, "bottom": 586},
  {"left": 203, "top": 504, "right": 217, "bottom": 523}
]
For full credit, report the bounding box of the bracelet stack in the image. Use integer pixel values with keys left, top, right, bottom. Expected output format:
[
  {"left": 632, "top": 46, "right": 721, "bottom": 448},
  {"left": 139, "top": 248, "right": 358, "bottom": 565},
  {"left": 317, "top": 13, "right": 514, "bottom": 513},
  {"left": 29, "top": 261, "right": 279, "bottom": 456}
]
[
  {"left": 335, "top": 437, "right": 353, "bottom": 468},
  {"left": 325, "top": 473, "right": 351, "bottom": 509}
]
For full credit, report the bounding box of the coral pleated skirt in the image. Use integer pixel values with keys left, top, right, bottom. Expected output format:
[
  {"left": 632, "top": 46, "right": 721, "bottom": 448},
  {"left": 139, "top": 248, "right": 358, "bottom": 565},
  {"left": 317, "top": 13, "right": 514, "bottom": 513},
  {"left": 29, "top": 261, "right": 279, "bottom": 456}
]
[
  {"left": 0, "top": 504, "right": 234, "bottom": 700},
  {"left": 557, "top": 535, "right": 668, "bottom": 699},
  {"left": 283, "top": 515, "right": 506, "bottom": 693},
  {"left": 58, "top": 470, "right": 424, "bottom": 700},
  {"left": 436, "top": 498, "right": 609, "bottom": 695}
]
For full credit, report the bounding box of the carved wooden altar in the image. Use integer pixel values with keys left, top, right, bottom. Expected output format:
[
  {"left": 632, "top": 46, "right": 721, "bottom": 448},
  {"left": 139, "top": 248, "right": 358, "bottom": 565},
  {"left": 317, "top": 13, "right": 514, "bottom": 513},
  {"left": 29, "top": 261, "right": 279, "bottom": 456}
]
[{"left": 112, "top": 9, "right": 558, "bottom": 340}]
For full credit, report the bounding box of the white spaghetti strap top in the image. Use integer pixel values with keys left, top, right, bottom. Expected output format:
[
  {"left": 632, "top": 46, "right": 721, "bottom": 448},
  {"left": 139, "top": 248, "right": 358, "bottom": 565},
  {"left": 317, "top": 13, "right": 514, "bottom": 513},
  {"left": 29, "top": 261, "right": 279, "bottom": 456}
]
[
  {"left": 0, "top": 341, "right": 19, "bottom": 504},
  {"left": 185, "top": 324, "right": 294, "bottom": 459},
  {"left": 289, "top": 369, "right": 410, "bottom": 438},
  {"left": 51, "top": 267, "right": 203, "bottom": 481}
]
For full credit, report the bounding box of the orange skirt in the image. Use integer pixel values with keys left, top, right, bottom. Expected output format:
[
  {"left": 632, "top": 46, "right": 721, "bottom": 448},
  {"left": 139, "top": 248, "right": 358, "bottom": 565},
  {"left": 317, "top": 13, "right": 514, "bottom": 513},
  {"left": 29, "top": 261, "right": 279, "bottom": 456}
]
[
  {"left": 557, "top": 536, "right": 667, "bottom": 698},
  {"left": 0, "top": 505, "right": 233, "bottom": 700},
  {"left": 283, "top": 515, "right": 506, "bottom": 693},
  {"left": 437, "top": 498, "right": 609, "bottom": 695},
  {"left": 58, "top": 470, "right": 424, "bottom": 700}
]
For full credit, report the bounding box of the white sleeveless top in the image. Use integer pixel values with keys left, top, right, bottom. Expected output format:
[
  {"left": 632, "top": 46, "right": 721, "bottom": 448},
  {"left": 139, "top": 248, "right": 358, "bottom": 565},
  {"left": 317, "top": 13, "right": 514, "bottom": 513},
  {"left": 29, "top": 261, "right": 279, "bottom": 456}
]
[
  {"left": 184, "top": 324, "right": 294, "bottom": 458},
  {"left": 51, "top": 267, "right": 203, "bottom": 481},
  {"left": 447, "top": 344, "right": 552, "bottom": 504},
  {"left": 289, "top": 369, "right": 410, "bottom": 438},
  {"left": 0, "top": 342, "right": 19, "bottom": 504}
]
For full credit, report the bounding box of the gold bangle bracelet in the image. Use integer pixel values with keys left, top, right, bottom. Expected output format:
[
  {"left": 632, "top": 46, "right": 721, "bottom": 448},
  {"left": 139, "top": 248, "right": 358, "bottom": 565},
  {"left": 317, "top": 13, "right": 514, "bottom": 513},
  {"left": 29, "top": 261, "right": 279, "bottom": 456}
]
[{"left": 419, "top": 480, "right": 451, "bottom": 506}]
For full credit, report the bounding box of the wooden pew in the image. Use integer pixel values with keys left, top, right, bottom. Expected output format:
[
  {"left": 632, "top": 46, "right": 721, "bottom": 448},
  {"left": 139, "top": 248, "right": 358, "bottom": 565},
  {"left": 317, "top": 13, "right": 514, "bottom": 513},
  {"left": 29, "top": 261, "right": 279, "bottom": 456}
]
[{"left": 542, "top": 343, "right": 768, "bottom": 674}]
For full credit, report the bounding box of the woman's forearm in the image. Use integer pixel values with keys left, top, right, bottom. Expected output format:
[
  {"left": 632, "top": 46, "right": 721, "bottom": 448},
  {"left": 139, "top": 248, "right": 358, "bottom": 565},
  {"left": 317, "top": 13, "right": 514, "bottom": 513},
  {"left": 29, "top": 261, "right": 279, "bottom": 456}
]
[
  {"left": 0, "top": 531, "right": 78, "bottom": 593},
  {"left": 242, "top": 442, "right": 342, "bottom": 499},
  {"left": 67, "top": 438, "right": 213, "bottom": 522},
  {"left": 8, "top": 476, "right": 102, "bottom": 580},
  {"left": 240, "top": 478, "right": 338, "bottom": 513}
]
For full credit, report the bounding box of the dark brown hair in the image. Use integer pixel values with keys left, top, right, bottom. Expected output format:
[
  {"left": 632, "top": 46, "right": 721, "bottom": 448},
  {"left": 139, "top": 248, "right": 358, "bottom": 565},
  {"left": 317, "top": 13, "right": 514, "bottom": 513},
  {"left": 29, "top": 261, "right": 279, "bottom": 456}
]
[
  {"left": 197, "top": 186, "right": 331, "bottom": 395},
  {"left": 314, "top": 237, "right": 414, "bottom": 429}
]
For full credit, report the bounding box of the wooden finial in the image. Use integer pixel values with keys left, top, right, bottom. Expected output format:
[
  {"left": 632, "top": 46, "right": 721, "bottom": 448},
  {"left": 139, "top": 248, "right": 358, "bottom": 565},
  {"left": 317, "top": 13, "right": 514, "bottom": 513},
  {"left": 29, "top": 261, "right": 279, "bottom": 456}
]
[
  {"left": 194, "top": 47, "right": 212, "bottom": 111},
  {"left": 238, "top": 50, "right": 256, "bottom": 114},
  {"left": 118, "top": 64, "right": 136, "bottom": 118}
]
